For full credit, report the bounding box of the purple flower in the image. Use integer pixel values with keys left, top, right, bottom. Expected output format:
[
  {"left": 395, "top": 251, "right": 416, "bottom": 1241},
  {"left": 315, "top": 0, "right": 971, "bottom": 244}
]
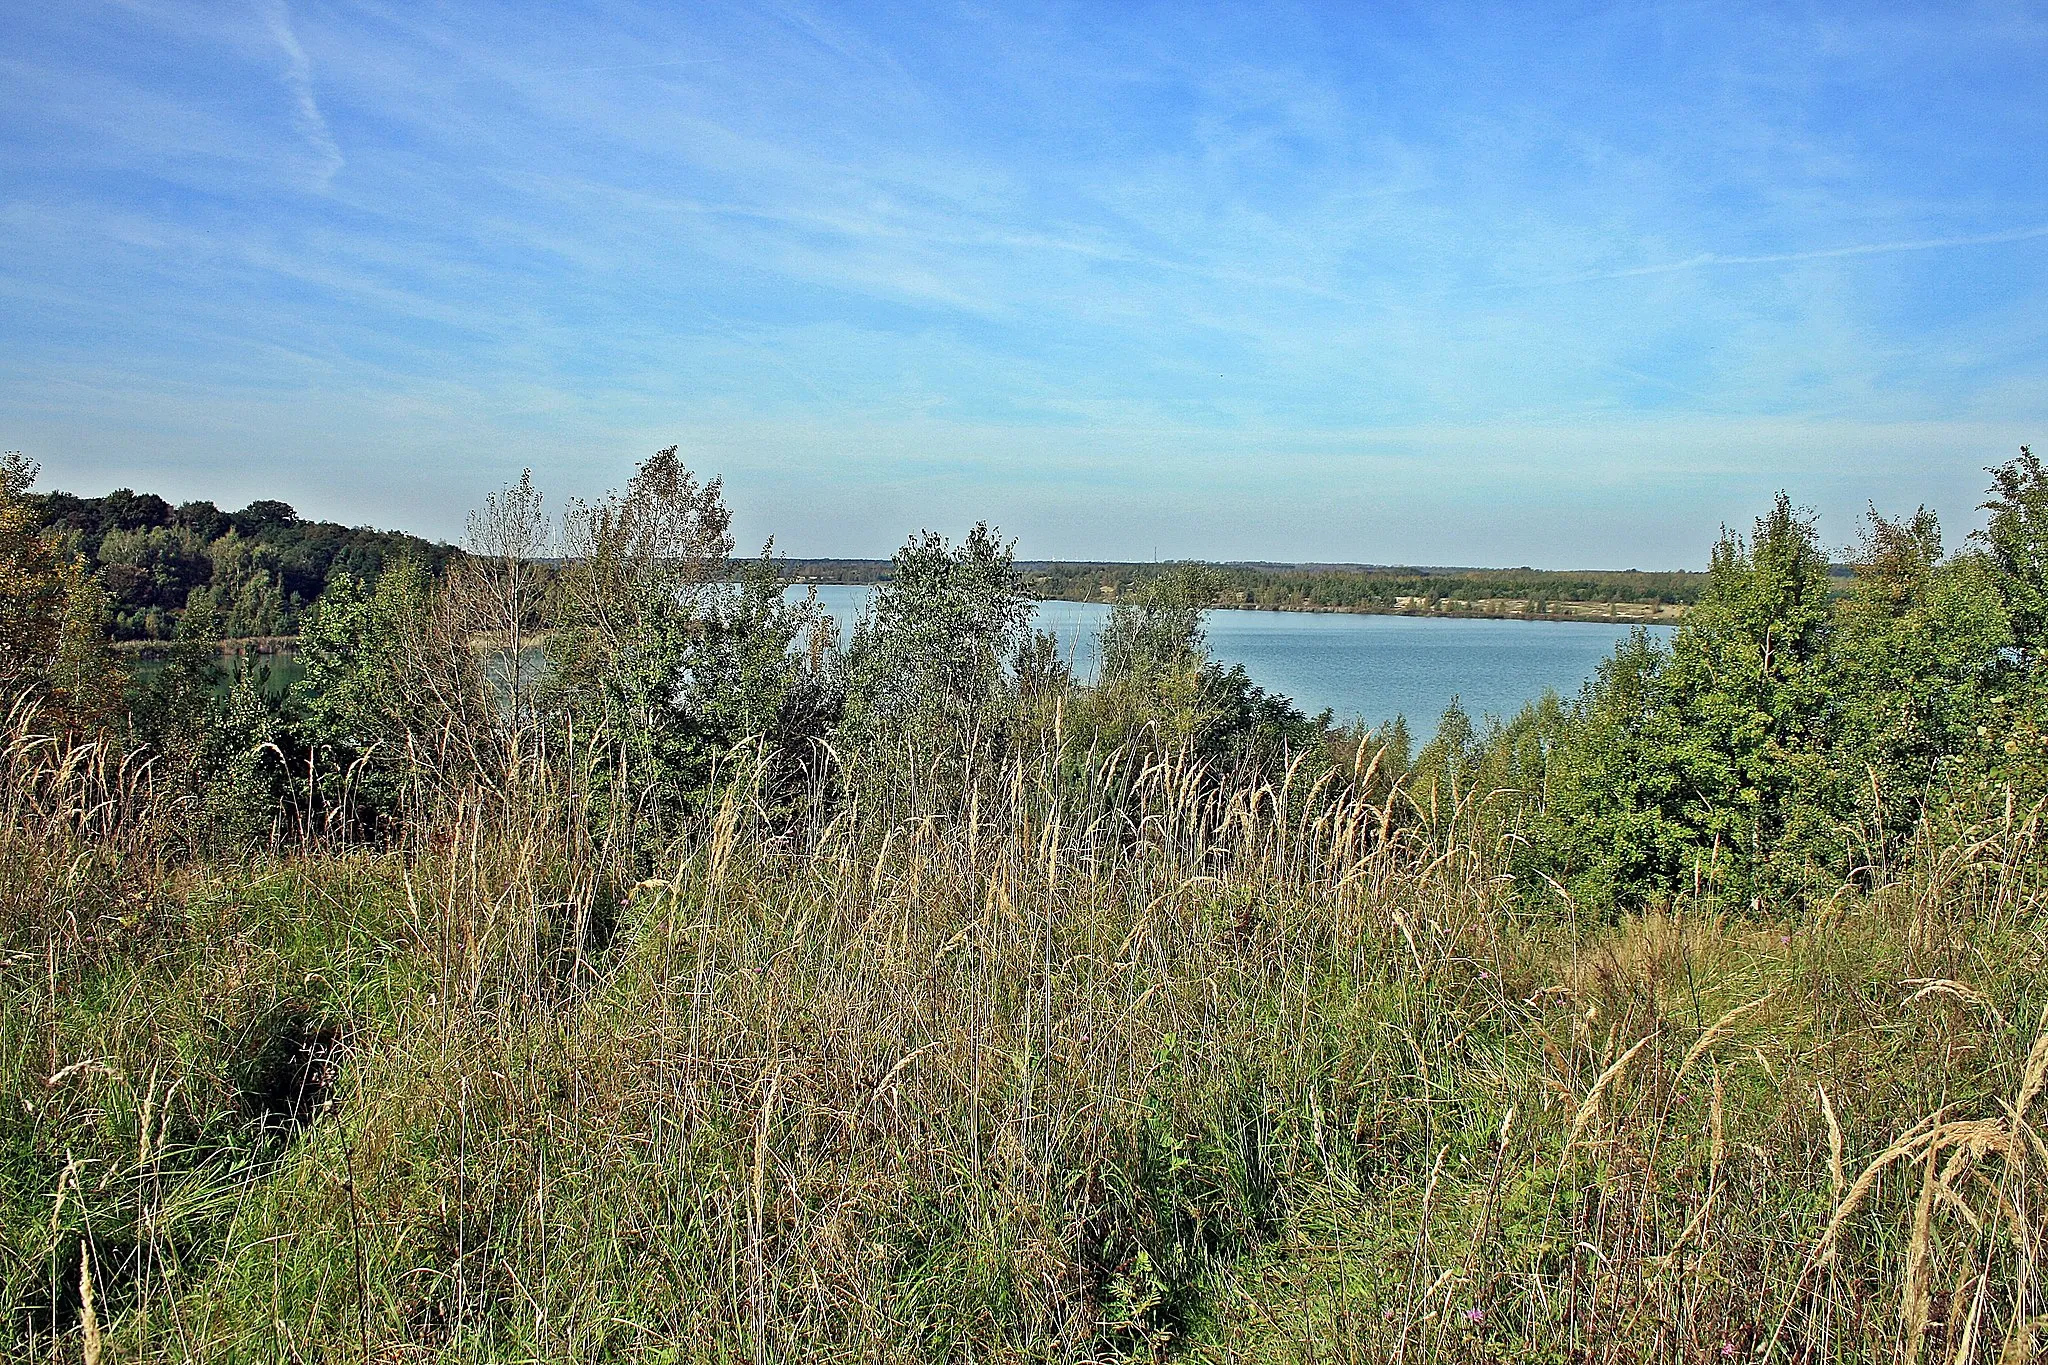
[{"left": 1464, "top": 1307, "right": 1484, "bottom": 1324}]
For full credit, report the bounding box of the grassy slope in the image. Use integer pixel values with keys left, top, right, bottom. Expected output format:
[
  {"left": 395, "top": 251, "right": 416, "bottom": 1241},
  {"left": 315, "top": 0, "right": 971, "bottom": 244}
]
[{"left": 3, "top": 755, "right": 2046, "bottom": 1362}]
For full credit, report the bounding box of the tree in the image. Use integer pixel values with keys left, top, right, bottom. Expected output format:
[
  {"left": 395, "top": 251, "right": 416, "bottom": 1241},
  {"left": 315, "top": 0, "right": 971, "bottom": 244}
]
[
  {"left": 682, "top": 553, "right": 840, "bottom": 813},
  {"left": 1831, "top": 508, "right": 2009, "bottom": 871},
  {"left": 175, "top": 500, "right": 232, "bottom": 542},
  {"left": 425, "top": 469, "right": 550, "bottom": 792},
  {"left": 199, "top": 667, "right": 288, "bottom": 852},
  {"left": 1979, "top": 447, "right": 2048, "bottom": 667},
  {"left": 232, "top": 499, "right": 298, "bottom": 534},
  {"left": 1526, "top": 631, "right": 1694, "bottom": 910},
  {"left": 1520, "top": 496, "right": 1842, "bottom": 912},
  {"left": 549, "top": 449, "right": 836, "bottom": 832},
  {"left": 1086, "top": 564, "right": 1325, "bottom": 778},
  {"left": 293, "top": 562, "right": 433, "bottom": 831},
  {"left": 130, "top": 598, "right": 223, "bottom": 782},
  {"left": 1099, "top": 564, "right": 1215, "bottom": 685},
  {"left": 1089, "top": 566, "right": 1216, "bottom": 753},
  {"left": 0, "top": 452, "right": 121, "bottom": 732},
  {"left": 48, "top": 558, "right": 123, "bottom": 730},
  {"left": 1656, "top": 494, "right": 1841, "bottom": 905},
  {"left": 0, "top": 452, "right": 69, "bottom": 699},
  {"left": 841, "top": 524, "right": 1031, "bottom": 804}
]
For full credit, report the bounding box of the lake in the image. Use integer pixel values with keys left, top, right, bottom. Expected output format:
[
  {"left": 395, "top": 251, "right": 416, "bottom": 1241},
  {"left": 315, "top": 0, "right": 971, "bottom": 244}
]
[
  {"left": 127, "top": 588, "right": 1670, "bottom": 735},
  {"left": 803, "top": 583, "right": 1669, "bottom": 732}
]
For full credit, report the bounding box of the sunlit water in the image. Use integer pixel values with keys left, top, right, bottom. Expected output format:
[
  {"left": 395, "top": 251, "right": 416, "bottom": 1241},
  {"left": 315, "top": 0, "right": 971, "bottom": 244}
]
[{"left": 804, "top": 583, "right": 1670, "bottom": 731}]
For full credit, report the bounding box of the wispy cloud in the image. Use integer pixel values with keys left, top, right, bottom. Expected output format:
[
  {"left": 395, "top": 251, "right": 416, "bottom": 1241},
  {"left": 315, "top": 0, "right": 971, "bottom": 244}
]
[
  {"left": 260, "top": 0, "right": 342, "bottom": 187},
  {"left": 1531, "top": 224, "right": 2048, "bottom": 287}
]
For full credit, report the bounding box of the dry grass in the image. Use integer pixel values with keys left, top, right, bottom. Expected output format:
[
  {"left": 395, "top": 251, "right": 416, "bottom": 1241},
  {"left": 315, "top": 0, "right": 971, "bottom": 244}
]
[{"left": 2, "top": 713, "right": 2045, "bottom": 1362}]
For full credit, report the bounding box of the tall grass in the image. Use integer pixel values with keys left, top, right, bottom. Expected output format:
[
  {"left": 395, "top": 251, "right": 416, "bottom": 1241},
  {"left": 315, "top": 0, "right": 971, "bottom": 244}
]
[{"left": 2, "top": 707, "right": 2044, "bottom": 1362}]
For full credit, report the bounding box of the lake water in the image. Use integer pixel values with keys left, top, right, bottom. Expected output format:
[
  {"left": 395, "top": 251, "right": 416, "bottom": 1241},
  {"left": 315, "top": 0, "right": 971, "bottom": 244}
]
[{"left": 803, "top": 583, "right": 1670, "bottom": 731}]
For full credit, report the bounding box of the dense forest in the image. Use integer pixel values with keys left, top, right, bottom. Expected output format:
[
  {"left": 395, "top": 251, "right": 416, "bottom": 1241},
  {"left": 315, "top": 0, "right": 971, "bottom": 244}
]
[
  {"left": 29, "top": 484, "right": 453, "bottom": 642},
  {"left": 2, "top": 445, "right": 2044, "bottom": 1362}
]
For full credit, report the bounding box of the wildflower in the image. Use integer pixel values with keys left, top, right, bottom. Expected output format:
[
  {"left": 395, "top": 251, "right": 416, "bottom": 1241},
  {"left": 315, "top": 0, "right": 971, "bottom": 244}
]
[
  {"left": 1464, "top": 1307, "right": 1484, "bottom": 1324},
  {"left": 1720, "top": 1343, "right": 1736, "bottom": 1358}
]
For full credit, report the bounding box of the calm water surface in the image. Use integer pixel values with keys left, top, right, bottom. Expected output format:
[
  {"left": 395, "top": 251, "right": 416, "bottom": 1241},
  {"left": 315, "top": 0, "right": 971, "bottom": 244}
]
[{"left": 803, "top": 583, "right": 1669, "bottom": 731}]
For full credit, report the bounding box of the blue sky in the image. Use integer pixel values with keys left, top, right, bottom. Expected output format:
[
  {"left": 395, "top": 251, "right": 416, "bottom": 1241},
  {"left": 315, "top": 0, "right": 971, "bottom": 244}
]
[{"left": 2, "top": 1, "right": 2044, "bottom": 566}]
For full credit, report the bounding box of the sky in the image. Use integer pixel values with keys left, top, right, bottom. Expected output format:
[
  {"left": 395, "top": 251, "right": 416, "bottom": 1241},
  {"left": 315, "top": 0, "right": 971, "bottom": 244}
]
[{"left": 2, "top": 1, "right": 2045, "bottom": 567}]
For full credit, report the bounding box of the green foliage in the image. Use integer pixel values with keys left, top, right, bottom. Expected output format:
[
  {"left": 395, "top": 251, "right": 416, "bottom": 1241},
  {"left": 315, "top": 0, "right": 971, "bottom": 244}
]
[
  {"left": 683, "top": 555, "right": 842, "bottom": 809},
  {"left": 199, "top": 666, "right": 291, "bottom": 852},
  {"left": 292, "top": 562, "right": 433, "bottom": 831},
  {"left": 1655, "top": 494, "right": 1842, "bottom": 905},
  {"left": 841, "top": 522, "right": 1032, "bottom": 799},
  {"left": 48, "top": 558, "right": 123, "bottom": 732},
  {"left": 0, "top": 452, "right": 69, "bottom": 697},
  {"left": 548, "top": 451, "right": 837, "bottom": 836},
  {"left": 30, "top": 482, "right": 453, "bottom": 642},
  {"left": 1979, "top": 445, "right": 2048, "bottom": 663},
  {"left": 1192, "top": 661, "right": 1331, "bottom": 781},
  {"left": 0, "top": 452, "right": 122, "bottom": 733},
  {"left": 1099, "top": 562, "right": 1215, "bottom": 684},
  {"left": 1010, "top": 559, "right": 1707, "bottom": 617},
  {"left": 1521, "top": 500, "right": 1852, "bottom": 911},
  {"left": 1526, "top": 632, "right": 1697, "bottom": 908},
  {"left": 1832, "top": 509, "right": 2011, "bottom": 869},
  {"left": 127, "top": 601, "right": 223, "bottom": 777},
  {"left": 1411, "top": 695, "right": 1481, "bottom": 807},
  {"left": 1516, "top": 474, "right": 2037, "bottom": 915},
  {"left": 11, "top": 447, "right": 2048, "bottom": 1363},
  {"left": 1089, "top": 565, "right": 1215, "bottom": 752},
  {"left": 1086, "top": 565, "right": 1329, "bottom": 779}
]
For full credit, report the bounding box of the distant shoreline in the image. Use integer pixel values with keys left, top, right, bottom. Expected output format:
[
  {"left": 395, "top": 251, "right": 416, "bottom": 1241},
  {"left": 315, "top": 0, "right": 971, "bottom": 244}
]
[
  {"left": 794, "top": 582, "right": 1689, "bottom": 626},
  {"left": 1023, "top": 593, "right": 1685, "bottom": 625},
  {"left": 116, "top": 635, "right": 300, "bottom": 660},
  {"left": 117, "top": 593, "right": 1680, "bottom": 659},
  {"left": 785, "top": 557, "right": 1700, "bottom": 624}
]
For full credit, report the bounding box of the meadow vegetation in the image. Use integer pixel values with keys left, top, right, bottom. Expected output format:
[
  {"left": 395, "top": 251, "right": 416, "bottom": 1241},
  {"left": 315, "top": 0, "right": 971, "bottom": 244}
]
[{"left": 2, "top": 444, "right": 2045, "bottom": 1362}]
